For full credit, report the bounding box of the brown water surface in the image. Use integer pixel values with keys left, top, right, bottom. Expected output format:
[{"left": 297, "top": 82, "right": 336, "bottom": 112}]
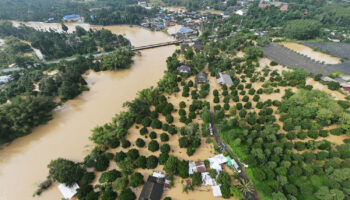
[{"left": 0, "top": 25, "right": 176, "bottom": 200}]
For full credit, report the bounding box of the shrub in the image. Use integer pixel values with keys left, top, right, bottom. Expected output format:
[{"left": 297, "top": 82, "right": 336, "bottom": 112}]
[
  {"left": 236, "top": 103, "right": 243, "bottom": 110},
  {"left": 136, "top": 138, "right": 145, "bottom": 148},
  {"left": 327, "top": 81, "right": 340, "bottom": 90},
  {"left": 118, "top": 189, "right": 136, "bottom": 200},
  {"left": 140, "top": 127, "right": 148, "bottom": 135},
  {"left": 179, "top": 137, "right": 190, "bottom": 148},
  {"left": 165, "top": 115, "right": 174, "bottom": 124},
  {"left": 99, "top": 169, "right": 121, "bottom": 183},
  {"left": 81, "top": 172, "right": 95, "bottom": 185},
  {"left": 146, "top": 155, "right": 158, "bottom": 169},
  {"left": 130, "top": 173, "right": 144, "bottom": 187},
  {"left": 95, "top": 156, "right": 109, "bottom": 171},
  {"left": 135, "top": 156, "right": 147, "bottom": 169},
  {"left": 150, "top": 131, "right": 157, "bottom": 139},
  {"left": 160, "top": 133, "right": 169, "bottom": 142},
  {"left": 148, "top": 140, "right": 159, "bottom": 152},
  {"left": 187, "top": 147, "right": 196, "bottom": 156},
  {"left": 115, "top": 151, "right": 127, "bottom": 163},
  {"left": 253, "top": 95, "right": 260, "bottom": 102},
  {"left": 160, "top": 144, "right": 171, "bottom": 154},
  {"left": 270, "top": 61, "right": 278, "bottom": 66},
  {"left": 121, "top": 139, "right": 131, "bottom": 148},
  {"left": 214, "top": 96, "right": 220, "bottom": 103},
  {"left": 109, "top": 139, "right": 120, "bottom": 148},
  {"left": 127, "top": 149, "right": 139, "bottom": 160},
  {"left": 179, "top": 101, "right": 186, "bottom": 108},
  {"left": 242, "top": 95, "right": 249, "bottom": 102},
  {"left": 159, "top": 153, "right": 169, "bottom": 165}
]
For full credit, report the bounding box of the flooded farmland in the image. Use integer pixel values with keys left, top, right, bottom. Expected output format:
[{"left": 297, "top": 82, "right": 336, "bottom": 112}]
[{"left": 280, "top": 42, "right": 341, "bottom": 64}]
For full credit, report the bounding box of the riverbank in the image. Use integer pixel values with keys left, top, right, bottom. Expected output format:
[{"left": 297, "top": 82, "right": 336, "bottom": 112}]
[{"left": 0, "top": 25, "right": 177, "bottom": 200}]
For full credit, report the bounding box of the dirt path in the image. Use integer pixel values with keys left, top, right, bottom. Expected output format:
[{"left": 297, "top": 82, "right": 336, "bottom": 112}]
[{"left": 210, "top": 112, "right": 261, "bottom": 200}]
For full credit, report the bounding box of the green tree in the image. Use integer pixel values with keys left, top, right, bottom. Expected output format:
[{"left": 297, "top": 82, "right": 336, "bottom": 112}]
[
  {"left": 48, "top": 158, "right": 84, "bottom": 186},
  {"left": 130, "top": 172, "right": 144, "bottom": 187}
]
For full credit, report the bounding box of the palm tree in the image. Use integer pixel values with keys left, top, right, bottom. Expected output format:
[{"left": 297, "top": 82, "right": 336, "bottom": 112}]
[{"left": 238, "top": 178, "right": 254, "bottom": 195}]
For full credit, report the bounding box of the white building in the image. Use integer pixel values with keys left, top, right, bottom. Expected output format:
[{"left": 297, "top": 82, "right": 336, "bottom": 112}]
[
  {"left": 58, "top": 183, "right": 79, "bottom": 200},
  {"left": 0, "top": 75, "right": 12, "bottom": 84},
  {"left": 235, "top": 10, "right": 247, "bottom": 16},
  {"left": 208, "top": 154, "right": 227, "bottom": 171},
  {"left": 216, "top": 73, "right": 233, "bottom": 86}
]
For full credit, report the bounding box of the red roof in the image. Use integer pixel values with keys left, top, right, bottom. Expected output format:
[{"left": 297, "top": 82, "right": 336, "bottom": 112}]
[
  {"left": 280, "top": 5, "right": 288, "bottom": 11},
  {"left": 259, "top": 3, "right": 271, "bottom": 7}
]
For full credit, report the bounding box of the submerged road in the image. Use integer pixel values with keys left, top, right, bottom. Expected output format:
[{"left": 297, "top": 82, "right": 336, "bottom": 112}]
[{"left": 210, "top": 111, "right": 261, "bottom": 200}]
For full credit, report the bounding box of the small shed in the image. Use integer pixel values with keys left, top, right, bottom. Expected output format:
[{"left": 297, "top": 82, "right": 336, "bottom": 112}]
[
  {"left": 58, "top": 183, "right": 79, "bottom": 200},
  {"left": 189, "top": 161, "right": 207, "bottom": 175},
  {"left": 212, "top": 185, "right": 222, "bottom": 197},
  {"left": 139, "top": 176, "right": 165, "bottom": 200},
  {"left": 321, "top": 76, "right": 336, "bottom": 82},
  {"left": 216, "top": 73, "right": 233, "bottom": 86},
  {"left": 195, "top": 72, "right": 208, "bottom": 83},
  {"left": 63, "top": 14, "right": 81, "bottom": 21},
  {"left": 177, "top": 65, "right": 191, "bottom": 73}
]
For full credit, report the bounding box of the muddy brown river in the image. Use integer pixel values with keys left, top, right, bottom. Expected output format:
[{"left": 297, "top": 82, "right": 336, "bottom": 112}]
[{"left": 0, "top": 25, "right": 176, "bottom": 200}]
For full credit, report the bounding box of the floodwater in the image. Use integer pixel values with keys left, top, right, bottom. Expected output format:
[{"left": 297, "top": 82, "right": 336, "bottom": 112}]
[
  {"left": 280, "top": 42, "right": 341, "bottom": 64},
  {"left": 0, "top": 25, "right": 176, "bottom": 200}
]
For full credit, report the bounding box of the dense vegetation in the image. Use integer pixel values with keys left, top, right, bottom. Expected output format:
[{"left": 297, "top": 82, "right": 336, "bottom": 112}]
[
  {"left": 0, "top": 21, "right": 130, "bottom": 60},
  {"left": 162, "top": 0, "right": 237, "bottom": 11},
  {"left": 0, "top": 0, "right": 157, "bottom": 25}
]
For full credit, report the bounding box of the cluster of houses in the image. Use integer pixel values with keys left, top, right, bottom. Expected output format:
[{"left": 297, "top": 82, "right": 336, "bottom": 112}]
[
  {"left": 141, "top": 8, "right": 219, "bottom": 39},
  {"left": 258, "top": 0, "right": 289, "bottom": 11},
  {"left": 188, "top": 154, "right": 241, "bottom": 197}
]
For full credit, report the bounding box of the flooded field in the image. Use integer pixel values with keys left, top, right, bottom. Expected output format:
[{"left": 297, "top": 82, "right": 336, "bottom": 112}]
[
  {"left": 167, "top": 24, "right": 183, "bottom": 35},
  {"left": 0, "top": 25, "right": 176, "bottom": 200},
  {"left": 280, "top": 42, "right": 341, "bottom": 64},
  {"left": 11, "top": 21, "right": 91, "bottom": 33}
]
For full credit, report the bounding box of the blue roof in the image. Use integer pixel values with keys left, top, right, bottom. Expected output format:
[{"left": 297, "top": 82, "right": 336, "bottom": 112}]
[
  {"left": 156, "top": 25, "right": 164, "bottom": 29},
  {"left": 63, "top": 14, "right": 81, "bottom": 20},
  {"left": 178, "top": 27, "right": 193, "bottom": 34}
]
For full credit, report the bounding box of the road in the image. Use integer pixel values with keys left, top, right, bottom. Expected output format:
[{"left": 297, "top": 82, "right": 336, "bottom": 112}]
[{"left": 210, "top": 111, "right": 261, "bottom": 200}]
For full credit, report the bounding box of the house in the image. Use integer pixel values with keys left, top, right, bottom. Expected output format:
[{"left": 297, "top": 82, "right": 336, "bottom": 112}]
[
  {"left": 321, "top": 76, "right": 337, "bottom": 82},
  {"left": 195, "top": 72, "right": 208, "bottom": 83},
  {"left": 280, "top": 4, "right": 288, "bottom": 12},
  {"left": 235, "top": 9, "right": 247, "bottom": 16},
  {"left": 208, "top": 154, "right": 227, "bottom": 171},
  {"left": 259, "top": 3, "right": 271, "bottom": 8},
  {"left": 178, "top": 27, "right": 194, "bottom": 35},
  {"left": 177, "top": 65, "right": 191, "bottom": 73},
  {"left": 340, "top": 83, "right": 350, "bottom": 95},
  {"left": 58, "top": 183, "right": 79, "bottom": 200},
  {"left": 193, "top": 43, "right": 202, "bottom": 51},
  {"left": 139, "top": 175, "right": 165, "bottom": 200},
  {"left": 63, "top": 14, "right": 81, "bottom": 21},
  {"left": 0, "top": 75, "right": 12, "bottom": 84},
  {"left": 216, "top": 73, "right": 233, "bottom": 86},
  {"left": 189, "top": 161, "right": 207, "bottom": 175},
  {"left": 221, "top": 11, "right": 231, "bottom": 18}
]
